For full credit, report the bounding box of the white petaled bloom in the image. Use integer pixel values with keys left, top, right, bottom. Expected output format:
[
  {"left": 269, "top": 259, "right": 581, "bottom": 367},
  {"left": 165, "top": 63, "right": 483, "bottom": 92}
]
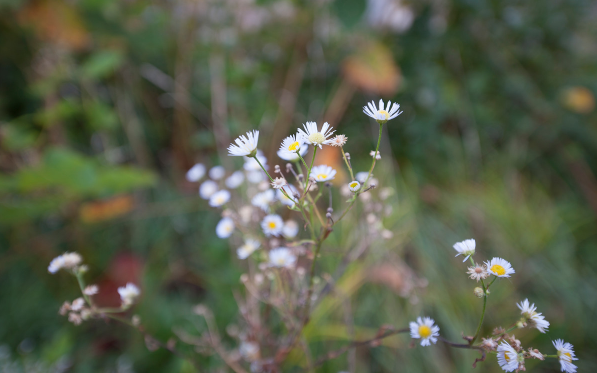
[
  {"left": 271, "top": 177, "right": 287, "bottom": 189},
  {"left": 485, "top": 257, "right": 515, "bottom": 278},
  {"left": 84, "top": 285, "right": 99, "bottom": 296},
  {"left": 225, "top": 170, "right": 245, "bottom": 189},
  {"left": 209, "top": 165, "right": 226, "bottom": 180},
  {"left": 278, "top": 135, "right": 308, "bottom": 161},
  {"left": 239, "top": 341, "right": 260, "bottom": 361},
  {"left": 261, "top": 214, "right": 284, "bottom": 236},
  {"left": 228, "top": 130, "right": 259, "bottom": 157},
  {"left": 363, "top": 99, "right": 403, "bottom": 123},
  {"left": 283, "top": 220, "right": 299, "bottom": 238},
  {"left": 309, "top": 165, "right": 337, "bottom": 183},
  {"left": 297, "top": 121, "right": 335, "bottom": 149},
  {"left": 118, "top": 283, "right": 141, "bottom": 306},
  {"left": 370, "top": 150, "right": 381, "bottom": 160},
  {"left": 209, "top": 190, "right": 231, "bottom": 207},
  {"left": 453, "top": 239, "right": 476, "bottom": 262},
  {"left": 278, "top": 184, "right": 299, "bottom": 207},
  {"left": 355, "top": 171, "right": 370, "bottom": 184},
  {"left": 329, "top": 134, "right": 348, "bottom": 147},
  {"left": 467, "top": 263, "right": 489, "bottom": 282},
  {"left": 216, "top": 217, "right": 235, "bottom": 238},
  {"left": 71, "top": 298, "right": 85, "bottom": 311},
  {"left": 268, "top": 247, "right": 296, "bottom": 268},
  {"left": 252, "top": 190, "right": 275, "bottom": 212},
  {"left": 553, "top": 339, "right": 577, "bottom": 373},
  {"left": 237, "top": 239, "right": 261, "bottom": 260},
  {"left": 199, "top": 180, "right": 218, "bottom": 199},
  {"left": 186, "top": 163, "right": 206, "bottom": 182},
  {"left": 48, "top": 252, "right": 82, "bottom": 274},
  {"left": 517, "top": 299, "right": 550, "bottom": 333},
  {"left": 348, "top": 181, "right": 361, "bottom": 192},
  {"left": 244, "top": 151, "right": 268, "bottom": 171},
  {"left": 409, "top": 317, "right": 439, "bottom": 346},
  {"left": 497, "top": 341, "right": 523, "bottom": 372}
]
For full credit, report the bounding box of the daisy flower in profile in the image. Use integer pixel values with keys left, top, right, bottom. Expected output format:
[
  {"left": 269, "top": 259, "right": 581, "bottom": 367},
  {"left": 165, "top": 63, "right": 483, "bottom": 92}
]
[
  {"left": 517, "top": 299, "right": 549, "bottom": 333},
  {"left": 348, "top": 180, "right": 361, "bottom": 192},
  {"left": 278, "top": 184, "right": 299, "bottom": 207},
  {"left": 278, "top": 135, "right": 308, "bottom": 161},
  {"left": 199, "top": 180, "right": 218, "bottom": 199},
  {"left": 216, "top": 217, "right": 235, "bottom": 238},
  {"left": 553, "top": 339, "right": 577, "bottom": 373},
  {"left": 467, "top": 263, "right": 489, "bottom": 282},
  {"left": 271, "top": 177, "right": 286, "bottom": 189},
  {"left": 409, "top": 317, "right": 440, "bottom": 346},
  {"left": 186, "top": 163, "right": 206, "bottom": 182},
  {"left": 453, "top": 238, "right": 476, "bottom": 262},
  {"left": 252, "top": 190, "right": 275, "bottom": 212},
  {"left": 118, "top": 283, "right": 141, "bottom": 307},
  {"left": 283, "top": 220, "right": 299, "bottom": 238},
  {"left": 261, "top": 214, "right": 284, "bottom": 236},
  {"left": 209, "top": 165, "right": 226, "bottom": 180},
  {"left": 497, "top": 341, "right": 522, "bottom": 372},
  {"left": 48, "top": 252, "right": 82, "bottom": 273},
  {"left": 225, "top": 170, "right": 245, "bottom": 189},
  {"left": 310, "top": 165, "right": 337, "bottom": 182},
  {"left": 209, "top": 190, "right": 231, "bottom": 207},
  {"left": 485, "top": 257, "right": 515, "bottom": 278},
  {"left": 228, "top": 130, "right": 259, "bottom": 157},
  {"left": 268, "top": 247, "right": 296, "bottom": 268},
  {"left": 237, "top": 239, "right": 261, "bottom": 260},
  {"left": 329, "top": 134, "right": 347, "bottom": 147},
  {"left": 363, "top": 99, "right": 402, "bottom": 123},
  {"left": 297, "top": 122, "right": 335, "bottom": 149}
]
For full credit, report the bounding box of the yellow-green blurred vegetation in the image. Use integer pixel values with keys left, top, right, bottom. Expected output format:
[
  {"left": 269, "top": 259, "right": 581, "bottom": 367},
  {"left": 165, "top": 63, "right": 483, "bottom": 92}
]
[{"left": 1, "top": 0, "right": 597, "bottom": 371}]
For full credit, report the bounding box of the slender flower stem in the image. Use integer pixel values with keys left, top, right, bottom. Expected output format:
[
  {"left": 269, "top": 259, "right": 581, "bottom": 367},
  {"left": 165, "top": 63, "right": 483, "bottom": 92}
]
[
  {"left": 253, "top": 155, "right": 296, "bottom": 203},
  {"left": 75, "top": 272, "right": 92, "bottom": 306},
  {"left": 469, "top": 257, "right": 487, "bottom": 345},
  {"left": 340, "top": 146, "right": 354, "bottom": 180}
]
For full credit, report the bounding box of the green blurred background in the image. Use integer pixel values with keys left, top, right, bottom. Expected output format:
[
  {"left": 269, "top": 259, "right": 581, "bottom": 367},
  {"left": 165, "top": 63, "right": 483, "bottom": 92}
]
[{"left": 1, "top": 0, "right": 597, "bottom": 371}]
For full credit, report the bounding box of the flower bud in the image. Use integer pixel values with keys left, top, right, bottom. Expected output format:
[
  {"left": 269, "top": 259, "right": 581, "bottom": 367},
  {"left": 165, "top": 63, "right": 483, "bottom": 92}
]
[{"left": 474, "top": 287, "right": 484, "bottom": 298}]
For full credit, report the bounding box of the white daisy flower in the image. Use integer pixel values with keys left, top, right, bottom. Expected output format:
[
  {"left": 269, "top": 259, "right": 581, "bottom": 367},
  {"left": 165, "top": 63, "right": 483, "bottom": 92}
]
[
  {"left": 199, "top": 180, "right": 218, "bottom": 199},
  {"left": 225, "top": 170, "right": 245, "bottom": 189},
  {"left": 252, "top": 190, "right": 275, "bottom": 212},
  {"left": 409, "top": 317, "right": 440, "bottom": 346},
  {"left": 278, "top": 135, "right": 308, "bottom": 161},
  {"left": 553, "top": 339, "right": 578, "bottom": 373},
  {"left": 237, "top": 239, "right": 261, "bottom": 260},
  {"left": 278, "top": 184, "right": 299, "bottom": 207},
  {"left": 355, "top": 171, "right": 371, "bottom": 184},
  {"left": 246, "top": 170, "right": 265, "bottom": 183},
  {"left": 329, "top": 134, "right": 348, "bottom": 147},
  {"left": 228, "top": 130, "right": 259, "bottom": 157},
  {"left": 453, "top": 238, "right": 476, "bottom": 262},
  {"left": 517, "top": 299, "right": 550, "bottom": 333},
  {"left": 309, "top": 165, "right": 337, "bottom": 182},
  {"left": 244, "top": 151, "right": 268, "bottom": 171},
  {"left": 271, "top": 177, "right": 287, "bottom": 189},
  {"left": 467, "top": 263, "right": 489, "bottom": 282},
  {"left": 348, "top": 181, "right": 361, "bottom": 192},
  {"left": 283, "top": 220, "right": 299, "bottom": 238},
  {"left": 497, "top": 341, "right": 522, "bottom": 372},
  {"left": 209, "top": 190, "right": 231, "bottom": 207},
  {"left": 48, "top": 252, "right": 82, "bottom": 274},
  {"left": 209, "top": 165, "right": 226, "bottom": 180},
  {"left": 118, "top": 283, "right": 141, "bottom": 306},
  {"left": 370, "top": 150, "right": 381, "bottom": 159},
  {"left": 297, "top": 121, "right": 335, "bottom": 149},
  {"left": 261, "top": 214, "right": 284, "bottom": 236},
  {"left": 186, "top": 163, "right": 206, "bottom": 182},
  {"left": 363, "top": 99, "right": 403, "bottom": 123},
  {"left": 268, "top": 247, "right": 296, "bottom": 268},
  {"left": 216, "top": 217, "right": 235, "bottom": 238},
  {"left": 485, "top": 257, "right": 515, "bottom": 278}
]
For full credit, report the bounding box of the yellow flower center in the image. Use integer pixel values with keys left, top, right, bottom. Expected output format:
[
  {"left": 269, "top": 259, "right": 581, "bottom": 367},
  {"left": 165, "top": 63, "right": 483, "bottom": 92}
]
[
  {"left": 377, "top": 109, "right": 390, "bottom": 119},
  {"left": 317, "top": 173, "right": 327, "bottom": 180},
  {"left": 308, "top": 132, "right": 325, "bottom": 144},
  {"left": 558, "top": 351, "right": 572, "bottom": 361},
  {"left": 504, "top": 352, "right": 511, "bottom": 362},
  {"left": 268, "top": 222, "right": 277, "bottom": 229},
  {"left": 276, "top": 258, "right": 285, "bottom": 265},
  {"left": 349, "top": 182, "right": 358, "bottom": 188},
  {"left": 418, "top": 325, "right": 432, "bottom": 339},
  {"left": 490, "top": 264, "right": 506, "bottom": 276},
  {"left": 288, "top": 141, "right": 300, "bottom": 151}
]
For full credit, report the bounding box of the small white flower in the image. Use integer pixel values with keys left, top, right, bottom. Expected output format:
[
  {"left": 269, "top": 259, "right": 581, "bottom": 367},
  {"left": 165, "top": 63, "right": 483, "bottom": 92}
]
[
  {"left": 485, "top": 257, "right": 515, "bottom": 278},
  {"left": 453, "top": 239, "right": 476, "bottom": 262},
  {"left": 309, "top": 165, "right": 337, "bottom": 182},
  {"left": 186, "top": 163, "right": 206, "bottom": 182},
  {"left": 225, "top": 170, "right": 245, "bottom": 189},
  {"left": 244, "top": 151, "right": 268, "bottom": 171},
  {"left": 329, "top": 134, "right": 348, "bottom": 147},
  {"left": 348, "top": 181, "right": 361, "bottom": 192},
  {"left": 268, "top": 247, "right": 296, "bottom": 268},
  {"left": 467, "top": 263, "right": 489, "bottom": 282},
  {"left": 84, "top": 285, "right": 99, "bottom": 296},
  {"left": 239, "top": 341, "right": 260, "bottom": 361},
  {"left": 246, "top": 170, "right": 265, "bottom": 183},
  {"left": 209, "top": 190, "right": 231, "bottom": 207},
  {"left": 48, "top": 252, "right": 82, "bottom": 274},
  {"left": 278, "top": 184, "right": 299, "bottom": 207},
  {"left": 553, "top": 339, "right": 578, "bottom": 373},
  {"left": 216, "top": 217, "right": 235, "bottom": 238},
  {"left": 228, "top": 130, "right": 259, "bottom": 157},
  {"left": 252, "top": 190, "right": 275, "bottom": 212},
  {"left": 370, "top": 150, "right": 381, "bottom": 159},
  {"left": 278, "top": 135, "right": 308, "bottom": 161},
  {"left": 297, "top": 121, "right": 335, "bottom": 149},
  {"left": 261, "top": 214, "right": 284, "bottom": 236},
  {"left": 71, "top": 298, "right": 85, "bottom": 311},
  {"left": 237, "top": 239, "right": 261, "bottom": 260},
  {"left": 497, "top": 341, "right": 522, "bottom": 372},
  {"left": 363, "top": 99, "right": 403, "bottom": 123},
  {"left": 517, "top": 299, "right": 549, "bottom": 333},
  {"left": 409, "top": 317, "right": 440, "bottom": 346},
  {"left": 199, "top": 180, "right": 218, "bottom": 199},
  {"left": 271, "top": 177, "right": 287, "bottom": 189},
  {"left": 355, "top": 171, "right": 371, "bottom": 184},
  {"left": 118, "top": 283, "right": 141, "bottom": 306},
  {"left": 209, "top": 165, "right": 226, "bottom": 180},
  {"left": 528, "top": 348, "right": 544, "bottom": 360},
  {"left": 283, "top": 220, "right": 299, "bottom": 238}
]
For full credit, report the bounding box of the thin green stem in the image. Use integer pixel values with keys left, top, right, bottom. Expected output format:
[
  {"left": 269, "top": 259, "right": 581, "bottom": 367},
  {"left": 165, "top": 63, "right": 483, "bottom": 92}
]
[
  {"left": 340, "top": 146, "right": 354, "bottom": 180},
  {"left": 75, "top": 272, "right": 92, "bottom": 306},
  {"left": 471, "top": 277, "right": 487, "bottom": 345},
  {"left": 253, "top": 155, "right": 296, "bottom": 204}
]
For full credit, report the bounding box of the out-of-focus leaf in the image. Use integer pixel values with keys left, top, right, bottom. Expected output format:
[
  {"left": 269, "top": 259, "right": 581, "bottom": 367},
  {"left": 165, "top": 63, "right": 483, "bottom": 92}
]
[
  {"left": 79, "top": 195, "right": 135, "bottom": 223},
  {"left": 560, "top": 86, "right": 595, "bottom": 114},
  {"left": 85, "top": 101, "right": 119, "bottom": 130},
  {"left": 80, "top": 50, "right": 124, "bottom": 79},
  {"left": 332, "top": 0, "right": 366, "bottom": 29},
  {"left": 343, "top": 43, "right": 401, "bottom": 95},
  {"left": 0, "top": 122, "right": 37, "bottom": 150}
]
